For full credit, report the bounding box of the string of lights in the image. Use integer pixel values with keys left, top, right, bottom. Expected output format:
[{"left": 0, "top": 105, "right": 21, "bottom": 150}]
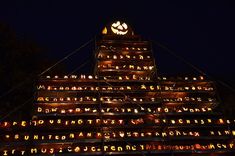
[{"left": 38, "top": 38, "right": 94, "bottom": 77}]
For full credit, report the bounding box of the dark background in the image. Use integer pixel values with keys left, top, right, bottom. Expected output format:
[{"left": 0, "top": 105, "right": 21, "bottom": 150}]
[{"left": 0, "top": 0, "right": 235, "bottom": 120}]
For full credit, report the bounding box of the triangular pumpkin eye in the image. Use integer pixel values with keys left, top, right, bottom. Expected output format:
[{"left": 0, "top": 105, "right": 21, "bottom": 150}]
[
  {"left": 122, "top": 23, "right": 128, "bottom": 29},
  {"left": 117, "top": 25, "right": 123, "bottom": 30},
  {"left": 112, "top": 21, "right": 120, "bottom": 27}
]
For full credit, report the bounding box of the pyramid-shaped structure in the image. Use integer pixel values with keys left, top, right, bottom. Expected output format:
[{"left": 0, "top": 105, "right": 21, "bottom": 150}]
[{"left": 1, "top": 21, "right": 235, "bottom": 156}]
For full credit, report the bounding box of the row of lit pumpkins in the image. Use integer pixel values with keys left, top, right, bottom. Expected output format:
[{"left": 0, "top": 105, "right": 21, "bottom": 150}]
[
  {"left": 98, "top": 54, "right": 151, "bottom": 60},
  {"left": 0, "top": 118, "right": 231, "bottom": 128},
  {"left": 43, "top": 75, "right": 205, "bottom": 81},
  {"left": 36, "top": 106, "right": 212, "bottom": 114},
  {"left": 44, "top": 75, "right": 152, "bottom": 80},
  {"left": 99, "top": 45, "right": 148, "bottom": 51},
  {"left": 36, "top": 96, "right": 215, "bottom": 102},
  {"left": 3, "top": 130, "right": 235, "bottom": 142},
  {"left": 2, "top": 142, "right": 234, "bottom": 155},
  {"left": 98, "top": 64, "right": 155, "bottom": 70},
  {"left": 1, "top": 130, "right": 203, "bottom": 141},
  {"left": 37, "top": 85, "right": 213, "bottom": 92}
]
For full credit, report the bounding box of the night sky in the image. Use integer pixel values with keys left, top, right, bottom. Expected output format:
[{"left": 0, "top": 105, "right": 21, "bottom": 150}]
[{"left": 1, "top": 1, "right": 235, "bottom": 85}]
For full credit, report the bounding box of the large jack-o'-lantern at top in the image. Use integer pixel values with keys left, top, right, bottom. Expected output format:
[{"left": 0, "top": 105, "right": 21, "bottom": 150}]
[
  {"left": 102, "top": 20, "right": 134, "bottom": 36},
  {"left": 111, "top": 21, "right": 128, "bottom": 35}
]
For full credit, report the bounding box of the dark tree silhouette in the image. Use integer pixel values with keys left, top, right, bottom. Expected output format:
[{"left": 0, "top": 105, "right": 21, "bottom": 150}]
[{"left": 0, "top": 22, "right": 63, "bottom": 120}]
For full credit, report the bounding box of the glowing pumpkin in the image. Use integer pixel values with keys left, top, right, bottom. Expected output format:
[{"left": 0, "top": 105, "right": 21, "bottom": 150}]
[
  {"left": 195, "top": 144, "right": 201, "bottom": 149},
  {"left": 111, "top": 21, "right": 128, "bottom": 35}
]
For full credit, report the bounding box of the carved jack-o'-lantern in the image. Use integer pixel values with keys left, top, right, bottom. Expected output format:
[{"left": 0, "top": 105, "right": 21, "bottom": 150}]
[{"left": 111, "top": 21, "right": 128, "bottom": 35}]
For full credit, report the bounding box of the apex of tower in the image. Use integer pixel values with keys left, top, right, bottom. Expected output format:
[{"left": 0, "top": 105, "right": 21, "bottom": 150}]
[{"left": 102, "top": 20, "right": 134, "bottom": 36}]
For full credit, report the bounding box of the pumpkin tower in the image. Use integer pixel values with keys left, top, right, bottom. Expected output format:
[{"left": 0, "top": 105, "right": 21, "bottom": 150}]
[{"left": 0, "top": 20, "right": 235, "bottom": 156}]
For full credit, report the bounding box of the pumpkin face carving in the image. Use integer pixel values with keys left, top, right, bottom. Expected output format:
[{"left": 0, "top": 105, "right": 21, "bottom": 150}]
[{"left": 111, "top": 21, "right": 128, "bottom": 35}]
